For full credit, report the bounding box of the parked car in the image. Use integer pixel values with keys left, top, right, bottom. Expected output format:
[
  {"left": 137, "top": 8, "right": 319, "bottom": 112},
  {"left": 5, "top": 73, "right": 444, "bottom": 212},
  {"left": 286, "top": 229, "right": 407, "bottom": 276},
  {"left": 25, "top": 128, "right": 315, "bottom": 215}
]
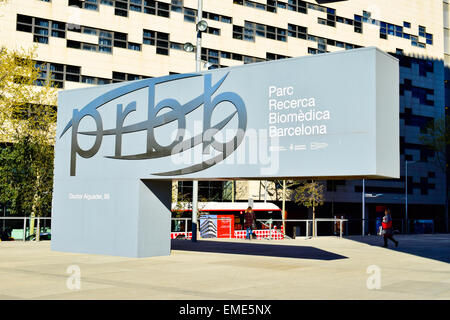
[
  {"left": 25, "top": 232, "right": 51, "bottom": 241},
  {"left": 0, "top": 229, "right": 14, "bottom": 241}
]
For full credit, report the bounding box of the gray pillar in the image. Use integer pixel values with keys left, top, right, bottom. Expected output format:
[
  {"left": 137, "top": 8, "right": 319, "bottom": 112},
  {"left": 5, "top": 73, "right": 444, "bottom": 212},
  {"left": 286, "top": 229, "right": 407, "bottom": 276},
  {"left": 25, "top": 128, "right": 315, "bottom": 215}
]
[
  {"left": 192, "top": 180, "right": 198, "bottom": 242},
  {"left": 52, "top": 179, "right": 171, "bottom": 258}
]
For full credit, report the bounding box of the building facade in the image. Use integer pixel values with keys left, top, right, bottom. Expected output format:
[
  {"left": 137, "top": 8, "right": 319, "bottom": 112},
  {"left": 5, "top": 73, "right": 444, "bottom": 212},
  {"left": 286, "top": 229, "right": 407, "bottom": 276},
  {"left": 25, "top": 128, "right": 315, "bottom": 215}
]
[{"left": 0, "top": 0, "right": 447, "bottom": 231}]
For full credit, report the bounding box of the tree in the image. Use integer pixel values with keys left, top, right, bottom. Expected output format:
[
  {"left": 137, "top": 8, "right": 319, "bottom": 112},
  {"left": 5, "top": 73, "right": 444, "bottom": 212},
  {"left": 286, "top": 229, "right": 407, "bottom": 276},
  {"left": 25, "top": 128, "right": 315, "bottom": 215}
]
[
  {"left": 0, "top": 47, "right": 57, "bottom": 142},
  {"left": 261, "top": 179, "right": 299, "bottom": 234},
  {"left": 420, "top": 115, "right": 449, "bottom": 232},
  {"left": 0, "top": 135, "right": 54, "bottom": 217},
  {"left": 0, "top": 47, "right": 57, "bottom": 239},
  {"left": 293, "top": 180, "right": 325, "bottom": 237}
]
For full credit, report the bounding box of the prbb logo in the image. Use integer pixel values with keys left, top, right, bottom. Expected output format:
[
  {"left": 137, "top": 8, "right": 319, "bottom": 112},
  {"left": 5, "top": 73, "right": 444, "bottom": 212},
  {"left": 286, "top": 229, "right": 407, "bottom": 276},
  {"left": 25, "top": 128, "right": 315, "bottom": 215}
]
[{"left": 60, "top": 72, "right": 247, "bottom": 176}]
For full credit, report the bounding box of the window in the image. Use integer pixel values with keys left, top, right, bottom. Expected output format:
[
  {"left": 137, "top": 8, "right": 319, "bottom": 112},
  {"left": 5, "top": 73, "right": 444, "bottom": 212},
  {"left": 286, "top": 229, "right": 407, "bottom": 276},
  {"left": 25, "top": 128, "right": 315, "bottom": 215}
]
[
  {"left": 69, "top": 0, "right": 99, "bottom": 10},
  {"left": 266, "top": 52, "right": 289, "bottom": 60},
  {"left": 114, "top": 32, "right": 127, "bottom": 48},
  {"left": 82, "top": 76, "right": 95, "bottom": 84},
  {"left": 112, "top": 71, "right": 126, "bottom": 82},
  {"left": 97, "top": 78, "right": 111, "bottom": 84},
  {"left": 318, "top": 13, "right": 335, "bottom": 27},
  {"left": 17, "top": 15, "right": 68, "bottom": 44},
  {"left": 218, "top": 51, "right": 229, "bottom": 59},
  {"left": 34, "top": 62, "right": 85, "bottom": 88},
  {"left": 171, "top": 0, "right": 183, "bottom": 12},
  {"left": 354, "top": 15, "right": 362, "bottom": 33},
  {"left": 112, "top": 71, "right": 150, "bottom": 83},
  {"left": 110, "top": 0, "right": 172, "bottom": 17},
  {"left": 288, "top": 0, "right": 307, "bottom": 14},
  {"left": 426, "top": 33, "right": 433, "bottom": 45},
  {"left": 232, "top": 25, "right": 243, "bottom": 40},
  {"left": 307, "top": 2, "right": 326, "bottom": 13},
  {"left": 51, "top": 20, "right": 66, "bottom": 38},
  {"left": 143, "top": 29, "right": 169, "bottom": 55},
  {"left": 183, "top": 7, "right": 196, "bottom": 23},
  {"left": 288, "top": 23, "right": 307, "bottom": 39},
  {"left": 82, "top": 43, "right": 97, "bottom": 51},
  {"left": 67, "top": 40, "right": 81, "bottom": 48},
  {"left": 267, "top": 0, "right": 276, "bottom": 13},
  {"left": 170, "top": 42, "right": 183, "bottom": 50},
  {"left": 128, "top": 42, "right": 141, "bottom": 51},
  {"left": 115, "top": 0, "right": 129, "bottom": 17},
  {"left": 201, "top": 48, "right": 220, "bottom": 68},
  {"left": 206, "top": 27, "right": 220, "bottom": 36},
  {"left": 241, "top": 21, "right": 287, "bottom": 42},
  {"left": 419, "top": 26, "right": 426, "bottom": 37},
  {"left": 202, "top": 11, "right": 232, "bottom": 24}
]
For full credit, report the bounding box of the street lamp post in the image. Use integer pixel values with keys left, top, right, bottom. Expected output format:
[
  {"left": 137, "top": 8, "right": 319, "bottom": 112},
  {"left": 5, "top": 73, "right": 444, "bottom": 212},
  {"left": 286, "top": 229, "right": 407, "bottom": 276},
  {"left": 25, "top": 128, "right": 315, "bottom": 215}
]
[
  {"left": 191, "top": 0, "right": 206, "bottom": 242},
  {"left": 362, "top": 179, "right": 365, "bottom": 236}
]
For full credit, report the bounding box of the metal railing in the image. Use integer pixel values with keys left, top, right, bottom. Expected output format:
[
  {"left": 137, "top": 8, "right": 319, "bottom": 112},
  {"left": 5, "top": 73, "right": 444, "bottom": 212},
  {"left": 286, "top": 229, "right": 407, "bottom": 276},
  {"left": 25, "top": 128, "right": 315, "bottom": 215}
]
[
  {"left": 257, "top": 218, "right": 348, "bottom": 238},
  {"left": 1, "top": 217, "right": 438, "bottom": 242},
  {"left": 345, "top": 218, "right": 437, "bottom": 235},
  {"left": 0, "top": 217, "right": 52, "bottom": 241}
]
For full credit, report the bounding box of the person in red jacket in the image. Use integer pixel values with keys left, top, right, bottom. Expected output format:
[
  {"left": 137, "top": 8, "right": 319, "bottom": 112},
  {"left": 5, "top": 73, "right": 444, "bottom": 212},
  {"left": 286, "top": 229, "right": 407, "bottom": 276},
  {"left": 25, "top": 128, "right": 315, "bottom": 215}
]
[
  {"left": 382, "top": 208, "right": 399, "bottom": 248},
  {"left": 244, "top": 206, "right": 256, "bottom": 240}
]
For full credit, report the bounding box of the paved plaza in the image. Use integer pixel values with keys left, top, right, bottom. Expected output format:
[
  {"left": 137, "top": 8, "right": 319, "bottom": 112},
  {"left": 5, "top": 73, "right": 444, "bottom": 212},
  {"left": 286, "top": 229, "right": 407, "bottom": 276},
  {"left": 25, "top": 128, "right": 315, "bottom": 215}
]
[{"left": 0, "top": 234, "right": 449, "bottom": 300}]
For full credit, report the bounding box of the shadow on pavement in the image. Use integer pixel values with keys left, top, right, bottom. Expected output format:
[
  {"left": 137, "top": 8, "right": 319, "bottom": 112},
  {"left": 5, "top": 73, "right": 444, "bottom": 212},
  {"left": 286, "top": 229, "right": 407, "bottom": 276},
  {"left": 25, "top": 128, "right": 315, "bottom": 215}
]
[
  {"left": 345, "top": 234, "right": 450, "bottom": 264},
  {"left": 171, "top": 239, "right": 348, "bottom": 261}
]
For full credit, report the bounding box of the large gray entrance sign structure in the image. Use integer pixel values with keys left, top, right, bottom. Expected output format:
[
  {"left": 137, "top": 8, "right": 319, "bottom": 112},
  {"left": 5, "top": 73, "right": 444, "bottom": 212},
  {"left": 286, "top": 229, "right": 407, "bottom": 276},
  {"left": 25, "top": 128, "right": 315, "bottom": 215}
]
[{"left": 52, "top": 47, "right": 399, "bottom": 257}]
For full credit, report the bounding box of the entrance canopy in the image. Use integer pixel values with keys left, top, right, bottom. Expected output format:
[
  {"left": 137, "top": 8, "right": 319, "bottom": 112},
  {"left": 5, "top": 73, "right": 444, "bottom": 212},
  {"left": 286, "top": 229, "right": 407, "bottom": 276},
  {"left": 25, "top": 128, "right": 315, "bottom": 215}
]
[{"left": 171, "top": 202, "right": 281, "bottom": 212}]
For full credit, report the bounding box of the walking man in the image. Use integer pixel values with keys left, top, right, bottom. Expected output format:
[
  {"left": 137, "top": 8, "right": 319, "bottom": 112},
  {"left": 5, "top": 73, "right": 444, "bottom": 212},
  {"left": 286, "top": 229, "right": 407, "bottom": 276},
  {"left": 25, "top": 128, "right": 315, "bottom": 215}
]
[
  {"left": 382, "top": 208, "right": 399, "bottom": 248},
  {"left": 244, "top": 206, "right": 256, "bottom": 240}
]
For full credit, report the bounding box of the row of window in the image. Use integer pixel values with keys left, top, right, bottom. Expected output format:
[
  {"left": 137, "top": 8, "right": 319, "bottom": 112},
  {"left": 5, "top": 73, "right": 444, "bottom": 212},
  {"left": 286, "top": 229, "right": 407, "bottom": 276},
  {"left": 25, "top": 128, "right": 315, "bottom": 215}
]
[
  {"left": 34, "top": 60, "right": 157, "bottom": 88},
  {"left": 398, "top": 54, "right": 434, "bottom": 77},
  {"left": 200, "top": 47, "right": 267, "bottom": 69},
  {"left": 17, "top": 14, "right": 147, "bottom": 53},
  {"left": 41, "top": 0, "right": 434, "bottom": 51},
  {"left": 288, "top": 23, "right": 360, "bottom": 52},
  {"left": 233, "top": 0, "right": 432, "bottom": 48},
  {"left": 143, "top": 29, "right": 170, "bottom": 55},
  {"left": 401, "top": 78, "right": 434, "bottom": 106},
  {"left": 65, "top": 0, "right": 233, "bottom": 24},
  {"left": 234, "top": 21, "right": 288, "bottom": 42},
  {"left": 17, "top": 13, "right": 277, "bottom": 64},
  {"left": 17, "top": 14, "right": 363, "bottom": 64},
  {"left": 360, "top": 11, "right": 432, "bottom": 47},
  {"left": 232, "top": 19, "right": 363, "bottom": 54},
  {"left": 34, "top": 41, "right": 294, "bottom": 88},
  {"left": 401, "top": 108, "right": 434, "bottom": 133},
  {"left": 16, "top": 14, "right": 65, "bottom": 44},
  {"left": 17, "top": 13, "right": 220, "bottom": 55},
  {"left": 266, "top": 52, "right": 290, "bottom": 61},
  {"left": 112, "top": 71, "right": 151, "bottom": 82}
]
